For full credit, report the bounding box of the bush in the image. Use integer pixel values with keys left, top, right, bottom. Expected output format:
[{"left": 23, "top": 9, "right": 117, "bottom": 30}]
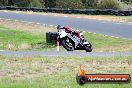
[
  {"left": 13, "top": 0, "right": 28, "bottom": 7},
  {"left": 82, "top": 0, "right": 98, "bottom": 9},
  {"left": 1, "top": 0, "right": 45, "bottom": 8},
  {"left": 0, "top": 0, "right": 8, "bottom": 6},
  {"left": 30, "top": 0, "right": 45, "bottom": 8},
  {"left": 97, "top": 0, "right": 122, "bottom": 10},
  {"left": 56, "top": 0, "right": 84, "bottom": 9}
]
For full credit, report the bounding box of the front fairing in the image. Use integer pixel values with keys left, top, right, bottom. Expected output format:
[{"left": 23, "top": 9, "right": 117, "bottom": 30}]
[{"left": 58, "top": 29, "right": 67, "bottom": 38}]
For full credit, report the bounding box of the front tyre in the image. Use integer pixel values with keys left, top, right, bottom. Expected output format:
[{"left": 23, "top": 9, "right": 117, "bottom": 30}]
[
  {"left": 62, "top": 37, "right": 74, "bottom": 51},
  {"left": 84, "top": 43, "right": 92, "bottom": 52}
]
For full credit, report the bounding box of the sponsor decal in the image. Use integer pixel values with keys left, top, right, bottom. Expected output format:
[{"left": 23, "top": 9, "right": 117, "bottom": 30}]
[{"left": 76, "top": 65, "right": 131, "bottom": 85}]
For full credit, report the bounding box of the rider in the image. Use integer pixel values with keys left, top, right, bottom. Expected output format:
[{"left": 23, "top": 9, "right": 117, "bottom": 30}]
[
  {"left": 57, "top": 25, "right": 81, "bottom": 38},
  {"left": 57, "top": 25, "right": 73, "bottom": 32}
]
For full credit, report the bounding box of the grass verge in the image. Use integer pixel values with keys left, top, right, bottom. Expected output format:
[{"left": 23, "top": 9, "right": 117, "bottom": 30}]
[
  {"left": 0, "top": 26, "right": 55, "bottom": 50},
  {"left": 0, "top": 56, "right": 131, "bottom": 88},
  {"left": 84, "top": 32, "right": 132, "bottom": 52}
]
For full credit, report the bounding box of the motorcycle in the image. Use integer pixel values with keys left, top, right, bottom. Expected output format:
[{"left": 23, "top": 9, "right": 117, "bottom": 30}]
[{"left": 57, "top": 25, "right": 92, "bottom": 52}]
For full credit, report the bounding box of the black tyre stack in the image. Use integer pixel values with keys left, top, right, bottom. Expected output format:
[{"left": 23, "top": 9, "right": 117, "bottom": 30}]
[
  {"left": 46, "top": 32, "right": 52, "bottom": 43},
  {"left": 46, "top": 32, "right": 58, "bottom": 45}
]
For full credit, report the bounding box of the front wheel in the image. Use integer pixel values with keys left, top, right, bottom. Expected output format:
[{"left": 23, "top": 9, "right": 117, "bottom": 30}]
[
  {"left": 84, "top": 43, "right": 93, "bottom": 52},
  {"left": 62, "top": 37, "right": 74, "bottom": 51}
]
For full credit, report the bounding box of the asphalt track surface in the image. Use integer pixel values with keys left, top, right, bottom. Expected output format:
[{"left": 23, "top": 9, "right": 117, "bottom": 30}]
[
  {"left": 0, "top": 50, "right": 132, "bottom": 57},
  {"left": 0, "top": 11, "right": 132, "bottom": 39}
]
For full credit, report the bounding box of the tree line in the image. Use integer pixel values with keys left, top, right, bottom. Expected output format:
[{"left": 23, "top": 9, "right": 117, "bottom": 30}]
[{"left": 0, "top": 0, "right": 132, "bottom": 10}]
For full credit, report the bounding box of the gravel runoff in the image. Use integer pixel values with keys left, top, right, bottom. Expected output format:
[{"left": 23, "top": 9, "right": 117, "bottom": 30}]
[{"left": 0, "top": 50, "right": 132, "bottom": 57}]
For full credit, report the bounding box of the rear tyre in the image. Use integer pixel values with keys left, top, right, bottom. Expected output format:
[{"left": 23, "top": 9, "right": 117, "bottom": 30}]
[
  {"left": 62, "top": 37, "right": 74, "bottom": 51},
  {"left": 84, "top": 43, "right": 92, "bottom": 52}
]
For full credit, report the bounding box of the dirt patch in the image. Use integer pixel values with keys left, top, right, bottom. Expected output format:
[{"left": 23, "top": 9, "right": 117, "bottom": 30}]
[
  {"left": 18, "top": 43, "right": 31, "bottom": 50},
  {"left": 0, "top": 58, "right": 62, "bottom": 79},
  {"left": 0, "top": 57, "right": 131, "bottom": 80}
]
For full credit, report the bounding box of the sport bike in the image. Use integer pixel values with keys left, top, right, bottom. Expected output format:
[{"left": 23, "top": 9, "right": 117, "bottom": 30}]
[{"left": 57, "top": 25, "right": 92, "bottom": 52}]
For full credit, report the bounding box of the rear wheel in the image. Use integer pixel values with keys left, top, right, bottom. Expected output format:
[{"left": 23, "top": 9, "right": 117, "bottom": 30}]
[
  {"left": 62, "top": 37, "right": 74, "bottom": 51},
  {"left": 84, "top": 43, "right": 92, "bottom": 52}
]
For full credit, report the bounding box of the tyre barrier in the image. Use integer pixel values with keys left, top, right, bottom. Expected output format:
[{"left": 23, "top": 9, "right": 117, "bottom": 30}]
[
  {"left": 51, "top": 32, "right": 58, "bottom": 45},
  {"left": 46, "top": 32, "right": 58, "bottom": 45},
  {"left": 0, "top": 6, "right": 132, "bottom": 16},
  {"left": 46, "top": 32, "right": 52, "bottom": 43}
]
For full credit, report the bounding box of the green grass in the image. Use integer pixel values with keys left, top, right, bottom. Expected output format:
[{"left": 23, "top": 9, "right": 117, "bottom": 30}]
[
  {"left": 0, "top": 26, "right": 55, "bottom": 50},
  {"left": 0, "top": 56, "right": 131, "bottom": 88},
  {"left": 84, "top": 32, "right": 132, "bottom": 52}
]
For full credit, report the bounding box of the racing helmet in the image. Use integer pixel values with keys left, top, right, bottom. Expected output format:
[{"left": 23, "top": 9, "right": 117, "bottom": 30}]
[{"left": 57, "top": 25, "right": 64, "bottom": 29}]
